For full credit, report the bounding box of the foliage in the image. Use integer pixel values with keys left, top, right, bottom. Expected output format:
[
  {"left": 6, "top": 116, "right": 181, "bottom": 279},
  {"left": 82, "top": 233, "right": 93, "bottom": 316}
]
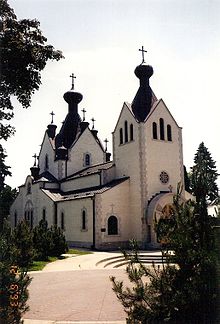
[
  {"left": 28, "top": 256, "right": 58, "bottom": 272},
  {"left": 49, "top": 225, "right": 68, "bottom": 257},
  {"left": 13, "top": 220, "right": 35, "bottom": 269},
  {"left": 33, "top": 219, "right": 54, "bottom": 261},
  {"left": 0, "top": 222, "right": 31, "bottom": 323},
  {"left": 111, "top": 187, "right": 218, "bottom": 323},
  {"left": 0, "top": 183, "right": 17, "bottom": 231},
  {"left": 190, "top": 142, "right": 219, "bottom": 204},
  {"left": 183, "top": 165, "right": 190, "bottom": 192}
]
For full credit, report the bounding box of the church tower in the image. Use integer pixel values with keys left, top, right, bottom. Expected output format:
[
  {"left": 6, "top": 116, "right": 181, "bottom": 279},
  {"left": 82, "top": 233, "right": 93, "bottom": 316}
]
[{"left": 113, "top": 48, "right": 184, "bottom": 247}]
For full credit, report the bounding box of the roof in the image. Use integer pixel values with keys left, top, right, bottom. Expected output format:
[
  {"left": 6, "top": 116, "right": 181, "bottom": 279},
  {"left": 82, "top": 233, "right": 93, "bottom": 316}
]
[
  {"left": 62, "top": 161, "right": 115, "bottom": 181},
  {"left": 36, "top": 171, "right": 58, "bottom": 183},
  {"left": 42, "top": 177, "right": 129, "bottom": 202}
]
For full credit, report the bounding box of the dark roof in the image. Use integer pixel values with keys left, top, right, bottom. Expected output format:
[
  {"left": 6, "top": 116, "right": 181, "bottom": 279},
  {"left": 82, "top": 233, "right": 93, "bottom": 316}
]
[
  {"left": 36, "top": 171, "right": 58, "bottom": 183},
  {"left": 62, "top": 161, "right": 115, "bottom": 182},
  {"left": 41, "top": 177, "right": 129, "bottom": 202}
]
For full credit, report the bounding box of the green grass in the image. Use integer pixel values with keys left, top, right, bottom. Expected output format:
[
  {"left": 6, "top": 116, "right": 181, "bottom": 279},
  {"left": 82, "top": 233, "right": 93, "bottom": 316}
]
[
  {"left": 67, "top": 248, "right": 92, "bottom": 255},
  {"left": 28, "top": 256, "right": 58, "bottom": 271}
]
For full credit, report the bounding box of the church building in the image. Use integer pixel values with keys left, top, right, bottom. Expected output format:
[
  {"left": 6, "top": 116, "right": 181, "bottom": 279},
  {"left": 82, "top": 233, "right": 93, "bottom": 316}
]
[{"left": 10, "top": 52, "right": 189, "bottom": 250}]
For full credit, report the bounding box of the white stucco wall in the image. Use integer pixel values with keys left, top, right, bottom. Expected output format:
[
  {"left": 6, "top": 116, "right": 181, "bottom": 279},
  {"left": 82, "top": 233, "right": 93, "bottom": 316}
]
[
  {"left": 60, "top": 173, "right": 100, "bottom": 192},
  {"left": 38, "top": 133, "right": 57, "bottom": 178},
  {"left": 144, "top": 100, "right": 184, "bottom": 200},
  {"left": 67, "top": 128, "right": 105, "bottom": 176}
]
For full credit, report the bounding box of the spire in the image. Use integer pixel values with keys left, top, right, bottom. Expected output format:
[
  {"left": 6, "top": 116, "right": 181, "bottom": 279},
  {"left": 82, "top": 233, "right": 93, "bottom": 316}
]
[
  {"left": 55, "top": 73, "right": 82, "bottom": 150},
  {"left": 47, "top": 111, "right": 57, "bottom": 139},
  {"left": 131, "top": 46, "right": 154, "bottom": 122}
]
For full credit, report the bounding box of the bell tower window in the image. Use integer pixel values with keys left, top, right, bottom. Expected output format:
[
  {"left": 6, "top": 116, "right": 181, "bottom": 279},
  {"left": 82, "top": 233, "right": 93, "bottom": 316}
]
[
  {"left": 152, "top": 122, "right": 157, "bottom": 139},
  {"left": 119, "top": 128, "right": 123, "bottom": 144},
  {"left": 159, "top": 118, "right": 165, "bottom": 140},
  {"left": 130, "top": 124, "right": 134, "bottom": 141},
  {"left": 45, "top": 154, "right": 49, "bottom": 170},
  {"left": 124, "top": 121, "right": 128, "bottom": 143},
  {"left": 167, "top": 124, "right": 172, "bottom": 141},
  {"left": 85, "top": 153, "right": 91, "bottom": 166}
]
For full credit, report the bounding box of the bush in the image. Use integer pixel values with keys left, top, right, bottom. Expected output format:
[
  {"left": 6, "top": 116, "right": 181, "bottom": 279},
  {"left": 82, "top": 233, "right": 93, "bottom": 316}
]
[{"left": 49, "top": 226, "right": 68, "bottom": 257}]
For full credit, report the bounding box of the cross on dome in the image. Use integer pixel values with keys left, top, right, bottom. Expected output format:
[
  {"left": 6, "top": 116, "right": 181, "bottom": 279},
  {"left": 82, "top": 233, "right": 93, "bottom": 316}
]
[
  {"left": 104, "top": 138, "right": 109, "bottom": 152},
  {"left": 69, "top": 73, "right": 76, "bottom": 90},
  {"left": 81, "top": 108, "right": 86, "bottom": 121},
  {"left": 50, "top": 111, "right": 55, "bottom": 124},
  {"left": 139, "top": 46, "right": 147, "bottom": 64},
  {"left": 32, "top": 153, "right": 37, "bottom": 166},
  {"left": 91, "top": 117, "right": 96, "bottom": 129}
]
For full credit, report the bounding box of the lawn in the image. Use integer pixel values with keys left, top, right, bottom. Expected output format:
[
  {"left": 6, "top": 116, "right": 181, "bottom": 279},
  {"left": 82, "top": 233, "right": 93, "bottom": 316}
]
[{"left": 67, "top": 248, "right": 93, "bottom": 255}]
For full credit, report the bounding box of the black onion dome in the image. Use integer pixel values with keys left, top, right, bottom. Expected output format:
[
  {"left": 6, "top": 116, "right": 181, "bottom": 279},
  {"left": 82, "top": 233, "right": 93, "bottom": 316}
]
[
  {"left": 134, "top": 64, "right": 153, "bottom": 79},
  {"left": 131, "top": 64, "right": 154, "bottom": 122},
  {"left": 63, "top": 90, "right": 83, "bottom": 106}
]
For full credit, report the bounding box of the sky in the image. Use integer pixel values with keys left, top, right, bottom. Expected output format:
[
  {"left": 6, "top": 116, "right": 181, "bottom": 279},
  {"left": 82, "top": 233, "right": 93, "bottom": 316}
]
[{"left": 4, "top": 0, "right": 220, "bottom": 189}]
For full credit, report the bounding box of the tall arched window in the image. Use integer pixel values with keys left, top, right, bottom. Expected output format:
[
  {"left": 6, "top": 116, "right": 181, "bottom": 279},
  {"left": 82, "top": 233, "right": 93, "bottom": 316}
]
[
  {"left": 85, "top": 153, "right": 91, "bottom": 166},
  {"left": 119, "top": 128, "right": 123, "bottom": 144},
  {"left": 25, "top": 201, "right": 33, "bottom": 227},
  {"left": 42, "top": 208, "right": 46, "bottom": 221},
  {"left": 108, "top": 215, "right": 118, "bottom": 235},
  {"left": 167, "top": 124, "right": 172, "bottom": 141},
  {"left": 152, "top": 122, "right": 157, "bottom": 139},
  {"left": 61, "top": 212, "right": 65, "bottom": 230},
  {"left": 45, "top": 154, "right": 49, "bottom": 170},
  {"left": 159, "top": 118, "right": 165, "bottom": 140},
  {"left": 82, "top": 210, "right": 86, "bottom": 230},
  {"left": 27, "top": 182, "right": 31, "bottom": 195},
  {"left": 124, "top": 121, "right": 128, "bottom": 143},
  {"left": 130, "top": 124, "right": 134, "bottom": 141},
  {"left": 14, "top": 211, "right": 17, "bottom": 227}
]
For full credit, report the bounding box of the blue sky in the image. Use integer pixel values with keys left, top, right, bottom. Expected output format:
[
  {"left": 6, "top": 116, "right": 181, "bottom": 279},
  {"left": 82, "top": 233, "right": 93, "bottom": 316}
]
[{"left": 5, "top": 0, "right": 220, "bottom": 188}]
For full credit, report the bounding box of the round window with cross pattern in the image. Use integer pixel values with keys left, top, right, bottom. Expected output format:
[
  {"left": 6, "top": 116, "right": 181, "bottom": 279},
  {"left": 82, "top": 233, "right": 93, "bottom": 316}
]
[{"left": 159, "top": 171, "right": 169, "bottom": 184}]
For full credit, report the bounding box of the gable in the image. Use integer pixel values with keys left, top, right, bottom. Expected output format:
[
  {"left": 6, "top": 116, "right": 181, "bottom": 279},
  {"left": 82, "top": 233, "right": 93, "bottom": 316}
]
[{"left": 113, "top": 102, "right": 137, "bottom": 134}]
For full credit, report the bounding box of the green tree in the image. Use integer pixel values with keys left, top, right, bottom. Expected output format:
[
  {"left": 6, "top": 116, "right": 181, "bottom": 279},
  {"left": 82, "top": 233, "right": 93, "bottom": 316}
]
[
  {"left": 0, "top": 221, "right": 31, "bottom": 323},
  {"left": 111, "top": 187, "right": 218, "bottom": 323},
  {"left": 13, "top": 220, "right": 35, "bottom": 270},
  {"left": 190, "top": 142, "right": 219, "bottom": 204},
  {"left": 0, "top": 0, "right": 63, "bottom": 190},
  {"left": 33, "top": 219, "right": 53, "bottom": 261},
  {"left": 49, "top": 225, "right": 68, "bottom": 257},
  {"left": 0, "top": 184, "right": 17, "bottom": 231}
]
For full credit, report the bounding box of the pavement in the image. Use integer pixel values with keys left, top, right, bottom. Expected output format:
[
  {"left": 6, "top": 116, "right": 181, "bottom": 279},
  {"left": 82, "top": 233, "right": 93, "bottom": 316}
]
[{"left": 23, "top": 250, "right": 161, "bottom": 324}]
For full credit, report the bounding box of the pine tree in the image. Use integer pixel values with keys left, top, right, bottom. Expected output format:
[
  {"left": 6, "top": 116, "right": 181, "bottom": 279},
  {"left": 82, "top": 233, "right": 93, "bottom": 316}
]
[
  {"left": 190, "top": 142, "right": 219, "bottom": 204},
  {"left": 13, "top": 220, "right": 35, "bottom": 270},
  {"left": 33, "top": 219, "right": 53, "bottom": 261},
  {"left": 0, "top": 221, "right": 31, "bottom": 323},
  {"left": 49, "top": 226, "right": 68, "bottom": 257}
]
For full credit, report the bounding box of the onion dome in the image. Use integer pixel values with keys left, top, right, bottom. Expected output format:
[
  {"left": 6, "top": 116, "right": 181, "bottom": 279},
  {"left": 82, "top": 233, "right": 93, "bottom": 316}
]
[
  {"left": 30, "top": 154, "right": 40, "bottom": 180},
  {"left": 131, "top": 64, "right": 154, "bottom": 122}
]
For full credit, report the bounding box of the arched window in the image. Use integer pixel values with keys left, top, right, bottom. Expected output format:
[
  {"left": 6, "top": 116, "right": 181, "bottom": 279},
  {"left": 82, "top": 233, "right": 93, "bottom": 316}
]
[
  {"left": 54, "top": 212, "right": 57, "bottom": 226},
  {"left": 45, "top": 154, "right": 49, "bottom": 170},
  {"left": 159, "top": 118, "right": 165, "bottom": 140},
  {"left": 152, "top": 122, "right": 157, "bottom": 139},
  {"left": 25, "top": 201, "right": 33, "bottom": 227},
  {"left": 42, "top": 208, "right": 46, "bottom": 221},
  {"left": 130, "top": 124, "right": 134, "bottom": 141},
  {"left": 108, "top": 215, "right": 118, "bottom": 235},
  {"left": 61, "top": 212, "right": 65, "bottom": 230},
  {"left": 119, "top": 128, "right": 123, "bottom": 144},
  {"left": 14, "top": 211, "right": 17, "bottom": 227},
  {"left": 167, "top": 124, "right": 172, "bottom": 141},
  {"left": 82, "top": 210, "right": 86, "bottom": 230},
  {"left": 85, "top": 153, "right": 91, "bottom": 166},
  {"left": 124, "top": 121, "right": 128, "bottom": 143},
  {"left": 27, "top": 182, "right": 31, "bottom": 195}
]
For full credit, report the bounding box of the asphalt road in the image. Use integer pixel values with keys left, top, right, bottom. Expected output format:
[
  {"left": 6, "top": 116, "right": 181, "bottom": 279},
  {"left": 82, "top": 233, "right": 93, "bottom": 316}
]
[{"left": 23, "top": 269, "right": 128, "bottom": 322}]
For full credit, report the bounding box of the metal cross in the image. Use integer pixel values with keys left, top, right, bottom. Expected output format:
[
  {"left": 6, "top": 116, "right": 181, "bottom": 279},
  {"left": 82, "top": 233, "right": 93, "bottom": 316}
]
[
  {"left": 70, "top": 73, "right": 76, "bottom": 90},
  {"left": 81, "top": 108, "right": 86, "bottom": 121},
  {"left": 50, "top": 111, "right": 55, "bottom": 124},
  {"left": 104, "top": 138, "right": 109, "bottom": 152},
  {"left": 91, "top": 117, "right": 95, "bottom": 130},
  {"left": 32, "top": 153, "right": 37, "bottom": 166},
  {"left": 139, "top": 46, "right": 147, "bottom": 64}
]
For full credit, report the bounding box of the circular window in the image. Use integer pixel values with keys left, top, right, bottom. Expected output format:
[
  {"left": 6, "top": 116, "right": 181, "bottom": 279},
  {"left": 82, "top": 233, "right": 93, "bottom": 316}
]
[{"left": 159, "top": 171, "right": 169, "bottom": 184}]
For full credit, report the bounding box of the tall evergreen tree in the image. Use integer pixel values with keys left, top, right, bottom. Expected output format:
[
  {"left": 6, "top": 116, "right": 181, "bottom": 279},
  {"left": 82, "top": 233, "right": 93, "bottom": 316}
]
[
  {"left": 190, "top": 142, "right": 219, "bottom": 204},
  {"left": 0, "top": 184, "right": 17, "bottom": 231},
  {"left": 33, "top": 219, "right": 53, "bottom": 261}
]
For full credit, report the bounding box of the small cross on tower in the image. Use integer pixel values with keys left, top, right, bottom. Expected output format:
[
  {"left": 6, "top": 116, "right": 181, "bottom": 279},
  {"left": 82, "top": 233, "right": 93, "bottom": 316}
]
[
  {"left": 70, "top": 73, "right": 76, "bottom": 90},
  {"left": 91, "top": 117, "right": 96, "bottom": 130},
  {"left": 32, "top": 153, "right": 37, "bottom": 166},
  {"left": 104, "top": 138, "right": 109, "bottom": 152},
  {"left": 50, "top": 111, "right": 55, "bottom": 124},
  {"left": 81, "top": 108, "right": 86, "bottom": 121},
  {"left": 139, "top": 45, "right": 147, "bottom": 64}
]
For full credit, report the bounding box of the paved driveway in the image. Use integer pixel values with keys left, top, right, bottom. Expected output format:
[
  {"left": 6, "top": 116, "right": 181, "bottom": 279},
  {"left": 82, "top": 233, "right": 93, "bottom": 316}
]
[{"left": 23, "top": 269, "right": 128, "bottom": 322}]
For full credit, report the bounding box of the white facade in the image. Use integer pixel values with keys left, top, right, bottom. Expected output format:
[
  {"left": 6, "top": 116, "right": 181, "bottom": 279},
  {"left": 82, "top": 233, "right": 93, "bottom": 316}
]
[{"left": 10, "top": 62, "right": 189, "bottom": 249}]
